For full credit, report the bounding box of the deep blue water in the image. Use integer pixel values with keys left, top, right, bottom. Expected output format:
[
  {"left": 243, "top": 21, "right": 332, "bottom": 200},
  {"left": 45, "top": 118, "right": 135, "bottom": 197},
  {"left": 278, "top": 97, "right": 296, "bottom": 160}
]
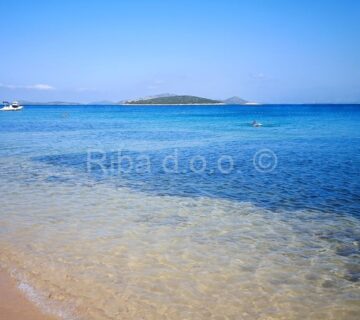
[{"left": 1, "top": 104, "right": 360, "bottom": 216}]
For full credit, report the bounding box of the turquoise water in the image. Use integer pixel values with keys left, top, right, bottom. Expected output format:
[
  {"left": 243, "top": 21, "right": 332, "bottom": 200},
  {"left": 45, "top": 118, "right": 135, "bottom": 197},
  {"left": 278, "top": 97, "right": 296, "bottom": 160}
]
[{"left": 0, "top": 105, "right": 359, "bottom": 319}]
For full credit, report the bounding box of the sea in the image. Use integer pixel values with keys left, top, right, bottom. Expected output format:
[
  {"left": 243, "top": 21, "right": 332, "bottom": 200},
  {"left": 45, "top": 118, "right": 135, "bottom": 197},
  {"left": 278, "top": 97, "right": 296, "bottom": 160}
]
[{"left": 0, "top": 104, "right": 359, "bottom": 319}]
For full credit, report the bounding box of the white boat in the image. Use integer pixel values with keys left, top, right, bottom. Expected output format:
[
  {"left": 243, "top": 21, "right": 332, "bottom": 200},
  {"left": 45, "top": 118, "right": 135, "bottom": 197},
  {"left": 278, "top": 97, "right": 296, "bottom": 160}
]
[{"left": 1, "top": 101, "right": 23, "bottom": 111}]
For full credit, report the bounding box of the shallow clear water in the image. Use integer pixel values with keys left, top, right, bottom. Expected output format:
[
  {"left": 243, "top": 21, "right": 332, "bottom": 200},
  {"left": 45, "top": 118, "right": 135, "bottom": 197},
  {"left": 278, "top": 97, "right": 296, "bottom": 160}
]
[{"left": 0, "top": 105, "right": 359, "bottom": 319}]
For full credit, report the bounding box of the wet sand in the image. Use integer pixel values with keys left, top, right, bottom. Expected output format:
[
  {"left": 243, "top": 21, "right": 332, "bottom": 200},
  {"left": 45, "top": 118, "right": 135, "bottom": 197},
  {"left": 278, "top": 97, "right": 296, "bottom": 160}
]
[{"left": 0, "top": 269, "right": 57, "bottom": 320}]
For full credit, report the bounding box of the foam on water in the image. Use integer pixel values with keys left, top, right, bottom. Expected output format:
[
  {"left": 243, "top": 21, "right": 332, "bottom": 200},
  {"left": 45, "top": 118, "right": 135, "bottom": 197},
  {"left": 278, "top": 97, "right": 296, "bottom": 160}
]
[{"left": 17, "top": 277, "right": 77, "bottom": 320}]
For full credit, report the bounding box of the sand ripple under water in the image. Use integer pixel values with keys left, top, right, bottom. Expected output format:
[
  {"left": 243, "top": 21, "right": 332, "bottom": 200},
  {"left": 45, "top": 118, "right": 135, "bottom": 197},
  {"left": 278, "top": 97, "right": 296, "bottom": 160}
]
[{"left": 0, "top": 160, "right": 359, "bottom": 320}]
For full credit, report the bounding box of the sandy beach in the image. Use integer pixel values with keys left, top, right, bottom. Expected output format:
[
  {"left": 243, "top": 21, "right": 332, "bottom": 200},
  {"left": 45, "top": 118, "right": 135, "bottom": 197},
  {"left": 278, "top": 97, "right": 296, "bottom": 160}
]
[{"left": 0, "top": 269, "right": 57, "bottom": 320}]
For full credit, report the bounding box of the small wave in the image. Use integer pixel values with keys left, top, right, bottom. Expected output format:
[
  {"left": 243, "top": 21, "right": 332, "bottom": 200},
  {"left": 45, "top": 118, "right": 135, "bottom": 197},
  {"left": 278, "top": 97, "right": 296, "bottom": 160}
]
[{"left": 12, "top": 269, "right": 79, "bottom": 320}]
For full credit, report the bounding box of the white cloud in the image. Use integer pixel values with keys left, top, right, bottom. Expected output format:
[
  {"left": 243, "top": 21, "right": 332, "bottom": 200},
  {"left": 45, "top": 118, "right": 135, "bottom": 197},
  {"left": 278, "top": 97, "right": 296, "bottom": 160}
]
[
  {"left": 28, "top": 84, "right": 54, "bottom": 90},
  {"left": 0, "top": 83, "right": 55, "bottom": 90}
]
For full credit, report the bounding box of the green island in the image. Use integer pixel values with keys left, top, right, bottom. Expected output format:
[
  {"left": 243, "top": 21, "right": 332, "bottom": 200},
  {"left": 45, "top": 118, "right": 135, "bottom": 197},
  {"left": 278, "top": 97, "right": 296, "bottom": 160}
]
[{"left": 124, "top": 95, "right": 223, "bottom": 105}]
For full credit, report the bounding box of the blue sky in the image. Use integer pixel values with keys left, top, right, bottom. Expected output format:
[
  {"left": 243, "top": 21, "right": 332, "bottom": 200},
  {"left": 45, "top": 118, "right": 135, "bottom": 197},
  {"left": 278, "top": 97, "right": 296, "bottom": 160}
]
[{"left": 1, "top": 0, "right": 359, "bottom": 103}]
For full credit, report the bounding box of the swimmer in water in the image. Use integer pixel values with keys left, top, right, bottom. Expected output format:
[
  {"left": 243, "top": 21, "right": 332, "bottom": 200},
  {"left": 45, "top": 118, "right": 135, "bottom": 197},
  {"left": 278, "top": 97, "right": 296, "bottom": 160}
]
[{"left": 252, "top": 120, "right": 262, "bottom": 127}]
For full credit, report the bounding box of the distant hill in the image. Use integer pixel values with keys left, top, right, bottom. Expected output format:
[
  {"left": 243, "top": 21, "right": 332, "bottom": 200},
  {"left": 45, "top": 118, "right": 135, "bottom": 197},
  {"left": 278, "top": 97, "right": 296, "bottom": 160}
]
[
  {"left": 118, "top": 93, "right": 177, "bottom": 104},
  {"left": 137, "top": 93, "right": 177, "bottom": 100},
  {"left": 123, "top": 95, "right": 223, "bottom": 105},
  {"left": 15, "top": 94, "right": 256, "bottom": 106},
  {"left": 223, "top": 96, "right": 248, "bottom": 105},
  {"left": 20, "top": 100, "right": 82, "bottom": 105}
]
